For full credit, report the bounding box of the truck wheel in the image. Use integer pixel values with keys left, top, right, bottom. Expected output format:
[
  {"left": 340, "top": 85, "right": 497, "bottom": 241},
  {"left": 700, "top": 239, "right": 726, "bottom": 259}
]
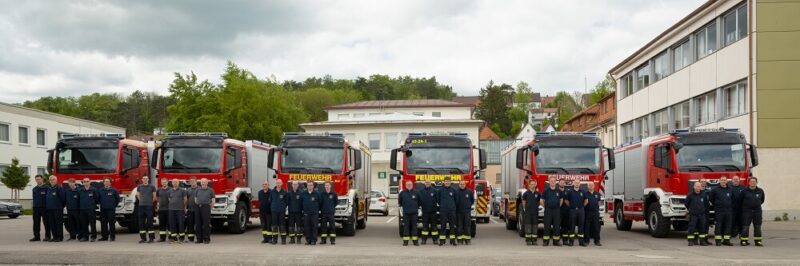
[
  {"left": 614, "top": 205, "right": 632, "bottom": 231},
  {"left": 127, "top": 208, "right": 140, "bottom": 234},
  {"left": 212, "top": 219, "right": 226, "bottom": 230},
  {"left": 672, "top": 220, "right": 689, "bottom": 231},
  {"left": 470, "top": 220, "right": 476, "bottom": 238},
  {"left": 228, "top": 201, "right": 248, "bottom": 234},
  {"left": 517, "top": 210, "right": 524, "bottom": 237},
  {"left": 504, "top": 202, "right": 516, "bottom": 230},
  {"left": 341, "top": 204, "right": 357, "bottom": 236},
  {"left": 647, "top": 203, "right": 671, "bottom": 238}
]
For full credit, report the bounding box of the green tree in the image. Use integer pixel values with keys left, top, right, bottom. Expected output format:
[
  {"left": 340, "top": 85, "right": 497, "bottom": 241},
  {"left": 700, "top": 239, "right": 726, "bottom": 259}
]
[
  {"left": 545, "top": 91, "right": 581, "bottom": 130},
  {"left": 514, "top": 81, "right": 533, "bottom": 108},
  {"left": 475, "top": 81, "right": 514, "bottom": 136},
  {"left": 22, "top": 96, "right": 80, "bottom": 116},
  {"left": 1, "top": 157, "right": 30, "bottom": 201},
  {"left": 587, "top": 74, "right": 615, "bottom": 106}
]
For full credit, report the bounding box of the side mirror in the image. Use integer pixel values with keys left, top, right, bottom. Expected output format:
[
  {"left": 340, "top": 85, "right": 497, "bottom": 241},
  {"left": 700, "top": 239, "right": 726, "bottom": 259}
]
[
  {"left": 47, "top": 150, "right": 54, "bottom": 174},
  {"left": 515, "top": 149, "right": 526, "bottom": 170},
  {"left": 389, "top": 148, "right": 399, "bottom": 171},
  {"left": 748, "top": 144, "right": 759, "bottom": 167},
  {"left": 267, "top": 149, "right": 276, "bottom": 170},
  {"left": 606, "top": 147, "right": 615, "bottom": 170},
  {"left": 353, "top": 149, "right": 363, "bottom": 171},
  {"left": 479, "top": 148, "right": 487, "bottom": 170},
  {"left": 673, "top": 142, "right": 684, "bottom": 153},
  {"left": 149, "top": 147, "right": 160, "bottom": 170},
  {"left": 531, "top": 144, "right": 540, "bottom": 156}
]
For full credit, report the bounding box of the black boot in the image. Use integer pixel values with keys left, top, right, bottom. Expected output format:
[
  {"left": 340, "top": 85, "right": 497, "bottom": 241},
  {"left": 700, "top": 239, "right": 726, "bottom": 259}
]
[
  {"left": 439, "top": 239, "right": 445, "bottom": 246},
  {"left": 543, "top": 240, "right": 550, "bottom": 246},
  {"left": 150, "top": 233, "right": 156, "bottom": 243},
  {"left": 188, "top": 236, "right": 195, "bottom": 242},
  {"left": 532, "top": 238, "right": 538, "bottom": 246},
  {"left": 594, "top": 241, "right": 602, "bottom": 246},
  {"left": 715, "top": 239, "right": 722, "bottom": 246},
  {"left": 465, "top": 239, "right": 470, "bottom": 245},
  {"left": 422, "top": 237, "right": 427, "bottom": 245},
  {"left": 413, "top": 240, "right": 419, "bottom": 246},
  {"left": 699, "top": 238, "right": 708, "bottom": 246},
  {"left": 450, "top": 238, "right": 457, "bottom": 246},
  {"left": 139, "top": 233, "right": 146, "bottom": 243},
  {"left": 458, "top": 239, "right": 464, "bottom": 245},
  {"left": 579, "top": 238, "right": 586, "bottom": 247},
  {"left": 296, "top": 236, "right": 303, "bottom": 245},
  {"left": 403, "top": 240, "right": 409, "bottom": 246},
  {"left": 281, "top": 236, "right": 287, "bottom": 245},
  {"left": 740, "top": 240, "right": 749, "bottom": 246},
  {"left": 723, "top": 239, "right": 733, "bottom": 246},
  {"left": 159, "top": 234, "right": 167, "bottom": 242},
  {"left": 755, "top": 240, "right": 763, "bottom": 247},
  {"left": 289, "top": 236, "right": 296, "bottom": 244},
  {"left": 433, "top": 237, "right": 439, "bottom": 245},
  {"left": 703, "top": 237, "right": 712, "bottom": 246},
  {"left": 320, "top": 237, "right": 327, "bottom": 245},
  {"left": 526, "top": 238, "right": 532, "bottom": 246},
  {"left": 688, "top": 239, "right": 695, "bottom": 246},
  {"left": 261, "top": 235, "right": 269, "bottom": 244},
  {"left": 330, "top": 238, "right": 335, "bottom": 245},
  {"left": 271, "top": 236, "right": 278, "bottom": 245},
  {"left": 553, "top": 239, "right": 562, "bottom": 246}
]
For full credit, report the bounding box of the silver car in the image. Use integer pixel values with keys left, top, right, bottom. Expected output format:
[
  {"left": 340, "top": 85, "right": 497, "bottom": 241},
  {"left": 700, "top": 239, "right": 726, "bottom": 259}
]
[
  {"left": 0, "top": 200, "right": 23, "bottom": 219},
  {"left": 369, "top": 191, "right": 389, "bottom": 216}
]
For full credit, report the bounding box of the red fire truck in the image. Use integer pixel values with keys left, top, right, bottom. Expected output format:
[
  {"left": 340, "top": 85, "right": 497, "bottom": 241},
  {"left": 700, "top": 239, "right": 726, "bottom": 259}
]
[
  {"left": 47, "top": 133, "right": 155, "bottom": 233},
  {"left": 608, "top": 128, "right": 759, "bottom": 238},
  {"left": 389, "top": 132, "right": 487, "bottom": 237},
  {"left": 267, "top": 132, "right": 371, "bottom": 236},
  {"left": 150, "top": 132, "right": 274, "bottom": 234},
  {"left": 500, "top": 132, "right": 614, "bottom": 237}
]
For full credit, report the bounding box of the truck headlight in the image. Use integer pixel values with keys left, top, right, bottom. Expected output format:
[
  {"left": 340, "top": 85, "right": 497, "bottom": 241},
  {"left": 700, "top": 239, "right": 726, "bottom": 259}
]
[
  {"left": 215, "top": 197, "right": 228, "bottom": 204},
  {"left": 670, "top": 197, "right": 685, "bottom": 206}
]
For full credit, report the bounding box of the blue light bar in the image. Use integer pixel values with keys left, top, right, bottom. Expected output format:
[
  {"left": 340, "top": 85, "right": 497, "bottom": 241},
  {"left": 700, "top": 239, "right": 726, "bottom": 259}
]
[{"left": 166, "top": 132, "right": 228, "bottom": 137}]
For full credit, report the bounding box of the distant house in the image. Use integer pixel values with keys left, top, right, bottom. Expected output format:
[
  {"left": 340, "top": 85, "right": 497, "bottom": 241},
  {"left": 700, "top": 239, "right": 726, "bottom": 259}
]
[{"left": 560, "top": 91, "right": 616, "bottom": 147}]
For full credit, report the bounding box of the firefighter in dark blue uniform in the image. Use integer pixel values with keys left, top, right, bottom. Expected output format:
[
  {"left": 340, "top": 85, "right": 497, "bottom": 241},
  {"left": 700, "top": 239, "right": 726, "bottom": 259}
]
[
  {"left": 320, "top": 181, "right": 338, "bottom": 245},
  {"left": 740, "top": 177, "right": 765, "bottom": 246},
  {"left": 270, "top": 180, "right": 289, "bottom": 245},
  {"left": 258, "top": 181, "right": 272, "bottom": 243},
  {"left": 45, "top": 176, "right": 65, "bottom": 242},
  {"left": 710, "top": 176, "right": 734, "bottom": 246},
  {"left": 699, "top": 179, "right": 712, "bottom": 246},
  {"left": 78, "top": 178, "right": 98, "bottom": 242},
  {"left": 542, "top": 177, "right": 563, "bottom": 246},
  {"left": 64, "top": 179, "right": 81, "bottom": 241},
  {"left": 97, "top": 178, "right": 120, "bottom": 241},
  {"left": 583, "top": 182, "right": 602, "bottom": 246},
  {"left": 156, "top": 179, "right": 171, "bottom": 242},
  {"left": 566, "top": 181, "right": 587, "bottom": 247},
  {"left": 685, "top": 182, "right": 710, "bottom": 246},
  {"left": 558, "top": 179, "right": 570, "bottom": 245},
  {"left": 399, "top": 180, "right": 421, "bottom": 246},
  {"left": 302, "top": 181, "right": 321, "bottom": 245},
  {"left": 456, "top": 181, "right": 474, "bottom": 245},
  {"left": 730, "top": 176, "right": 746, "bottom": 239},
  {"left": 287, "top": 181, "right": 304, "bottom": 244},
  {"left": 30, "top": 175, "right": 50, "bottom": 242},
  {"left": 419, "top": 180, "right": 439, "bottom": 245},
  {"left": 437, "top": 177, "right": 458, "bottom": 246},
  {"left": 136, "top": 176, "right": 157, "bottom": 243},
  {"left": 522, "top": 180, "right": 541, "bottom": 246}
]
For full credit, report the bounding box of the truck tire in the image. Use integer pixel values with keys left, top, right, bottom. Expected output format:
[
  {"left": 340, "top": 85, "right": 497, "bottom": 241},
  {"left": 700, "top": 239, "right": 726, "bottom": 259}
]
[
  {"left": 127, "top": 207, "right": 140, "bottom": 234},
  {"left": 504, "top": 202, "right": 516, "bottom": 230},
  {"left": 614, "top": 204, "right": 632, "bottom": 231},
  {"left": 341, "top": 203, "right": 357, "bottom": 236},
  {"left": 517, "top": 209, "right": 524, "bottom": 237},
  {"left": 212, "top": 219, "right": 226, "bottom": 230},
  {"left": 672, "top": 220, "right": 689, "bottom": 231},
  {"left": 227, "top": 201, "right": 248, "bottom": 234},
  {"left": 647, "top": 203, "right": 671, "bottom": 238}
]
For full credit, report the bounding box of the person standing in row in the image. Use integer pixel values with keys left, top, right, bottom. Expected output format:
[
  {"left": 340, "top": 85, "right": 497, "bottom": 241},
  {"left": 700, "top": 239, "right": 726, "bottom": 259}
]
[
  {"left": 194, "top": 178, "right": 215, "bottom": 244},
  {"left": 730, "top": 176, "right": 746, "bottom": 240},
  {"left": 320, "top": 182, "right": 338, "bottom": 245},
  {"left": 710, "top": 176, "right": 734, "bottom": 246},
  {"left": 136, "top": 176, "right": 157, "bottom": 243},
  {"left": 438, "top": 177, "right": 458, "bottom": 246},
  {"left": 156, "top": 178, "right": 171, "bottom": 242},
  {"left": 270, "top": 180, "right": 289, "bottom": 245},
  {"left": 185, "top": 177, "right": 199, "bottom": 242},
  {"left": 64, "top": 179, "right": 81, "bottom": 241},
  {"left": 686, "top": 182, "right": 710, "bottom": 246},
  {"left": 168, "top": 179, "right": 188, "bottom": 243},
  {"left": 258, "top": 180, "right": 272, "bottom": 244},
  {"left": 287, "top": 181, "right": 304, "bottom": 244},
  {"left": 456, "top": 181, "right": 474, "bottom": 245},
  {"left": 542, "top": 177, "right": 562, "bottom": 246},
  {"left": 419, "top": 180, "right": 439, "bottom": 245},
  {"left": 565, "top": 181, "right": 587, "bottom": 247},
  {"left": 78, "top": 178, "right": 98, "bottom": 242},
  {"left": 398, "top": 180, "right": 420, "bottom": 246},
  {"left": 45, "top": 176, "right": 65, "bottom": 242},
  {"left": 30, "top": 175, "right": 50, "bottom": 242},
  {"left": 98, "top": 178, "right": 120, "bottom": 241},
  {"left": 583, "top": 182, "right": 602, "bottom": 246},
  {"left": 558, "top": 179, "right": 570, "bottom": 246},
  {"left": 740, "top": 177, "right": 765, "bottom": 247},
  {"left": 522, "top": 180, "right": 540, "bottom": 246},
  {"left": 301, "top": 181, "right": 321, "bottom": 245},
  {"left": 698, "top": 179, "right": 713, "bottom": 246}
]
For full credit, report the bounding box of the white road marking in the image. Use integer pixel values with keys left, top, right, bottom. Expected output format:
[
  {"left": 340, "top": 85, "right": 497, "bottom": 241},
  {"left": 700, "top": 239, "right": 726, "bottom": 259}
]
[
  {"left": 386, "top": 216, "right": 398, "bottom": 223},
  {"left": 490, "top": 218, "right": 499, "bottom": 224},
  {"left": 632, "top": 255, "right": 674, "bottom": 259}
]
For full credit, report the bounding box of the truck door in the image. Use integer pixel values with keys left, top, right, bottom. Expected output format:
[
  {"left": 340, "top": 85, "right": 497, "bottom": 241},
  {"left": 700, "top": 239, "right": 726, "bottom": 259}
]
[
  {"left": 225, "top": 146, "right": 244, "bottom": 187},
  {"left": 649, "top": 144, "right": 671, "bottom": 188}
]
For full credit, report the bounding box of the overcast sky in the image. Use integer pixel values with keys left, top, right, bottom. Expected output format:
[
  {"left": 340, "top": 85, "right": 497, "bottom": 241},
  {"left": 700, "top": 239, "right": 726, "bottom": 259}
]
[{"left": 0, "top": 0, "right": 704, "bottom": 103}]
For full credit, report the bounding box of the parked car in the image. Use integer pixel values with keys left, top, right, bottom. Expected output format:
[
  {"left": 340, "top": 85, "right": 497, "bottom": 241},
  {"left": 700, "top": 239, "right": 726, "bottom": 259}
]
[
  {"left": 490, "top": 189, "right": 502, "bottom": 217},
  {"left": 369, "top": 190, "right": 389, "bottom": 216},
  {"left": 0, "top": 200, "right": 23, "bottom": 219}
]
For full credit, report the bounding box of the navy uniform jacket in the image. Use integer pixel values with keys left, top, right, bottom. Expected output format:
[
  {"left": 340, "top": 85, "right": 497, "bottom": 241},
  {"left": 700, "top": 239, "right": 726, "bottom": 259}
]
[
  {"left": 302, "top": 190, "right": 321, "bottom": 215},
  {"left": 270, "top": 189, "right": 289, "bottom": 214},
  {"left": 78, "top": 186, "right": 99, "bottom": 210},
  {"left": 32, "top": 184, "right": 49, "bottom": 208},
  {"left": 288, "top": 188, "right": 304, "bottom": 213},
  {"left": 741, "top": 187, "right": 765, "bottom": 211},
  {"left": 685, "top": 191, "right": 710, "bottom": 215},
  {"left": 258, "top": 189, "right": 271, "bottom": 213},
  {"left": 398, "top": 189, "right": 421, "bottom": 214},
  {"left": 522, "top": 189, "right": 541, "bottom": 214},
  {"left": 65, "top": 187, "right": 81, "bottom": 211},
  {"left": 566, "top": 188, "right": 587, "bottom": 210},
  {"left": 456, "top": 188, "right": 474, "bottom": 213},
  {"left": 709, "top": 186, "right": 733, "bottom": 212},
  {"left": 320, "top": 190, "right": 338, "bottom": 214},
  {"left": 559, "top": 188, "right": 569, "bottom": 211},
  {"left": 45, "top": 185, "right": 65, "bottom": 210},
  {"left": 419, "top": 186, "right": 438, "bottom": 213},
  {"left": 585, "top": 191, "right": 602, "bottom": 212},
  {"left": 437, "top": 186, "right": 458, "bottom": 212},
  {"left": 98, "top": 187, "right": 121, "bottom": 210},
  {"left": 730, "top": 185, "right": 745, "bottom": 209},
  {"left": 542, "top": 187, "right": 562, "bottom": 209}
]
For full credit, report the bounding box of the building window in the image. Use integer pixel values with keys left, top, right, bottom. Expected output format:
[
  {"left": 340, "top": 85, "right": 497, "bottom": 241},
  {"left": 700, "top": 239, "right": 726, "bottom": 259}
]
[
  {"left": 724, "top": 4, "right": 748, "bottom": 46},
  {"left": 696, "top": 21, "right": 718, "bottom": 59},
  {"left": 635, "top": 63, "right": 650, "bottom": 90},
  {"left": 724, "top": 81, "right": 746, "bottom": 117},
  {"left": 653, "top": 109, "right": 669, "bottom": 136},
  {"left": 635, "top": 116, "right": 649, "bottom": 140},
  {"left": 431, "top": 112, "right": 442, "bottom": 117},
  {"left": 412, "top": 112, "right": 424, "bottom": 116},
  {"left": 0, "top": 123, "right": 9, "bottom": 142},
  {"left": 352, "top": 113, "right": 365, "bottom": 118},
  {"left": 673, "top": 40, "right": 691, "bottom": 71},
  {"left": 37, "top": 167, "right": 47, "bottom": 176},
  {"left": 620, "top": 74, "right": 634, "bottom": 98},
  {"left": 696, "top": 91, "right": 717, "bottom": 125},
  {"left": 653, "top": 51, "right": 670, "bottom": 82},
  {"left": 337, "top": 114, "right": 350, "bottom": 120},
  {"left": 18, "top": 126, "right": 29, "bottom": 144},
  {"left": 36, "top": 129, "right": 46, "bottom": 146},
  {"left": 384, "top": 132, "right": 398, "bottom": 149},
  {"left": 621, "top": 122, "right": 634, "bottom": 143},
  {"left": 368, "top": 133, "right": 381, "bottom": 150},
  {"left": 672, "top": 101, "right": 690, "bottom": 130}
]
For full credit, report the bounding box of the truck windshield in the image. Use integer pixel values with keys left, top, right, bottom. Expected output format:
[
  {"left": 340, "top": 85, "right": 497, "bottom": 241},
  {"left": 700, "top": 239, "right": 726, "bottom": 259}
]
[
  {"left": 677, "top": 144, "right": 745, "bottom": 172},
  {"left": 406, "top": 148, "right": 471, "bottom": 174},
  {"left": 280, "top": 148, "right": 343, "bottom": 174},
  {"left": 162, "top": 148, "right": 221, "bottom": 173},
  {"left": 535, "top": 147, "right": 600, "bottom": 174},
  {"left": 57, "top": 148, "right": 118, "bottom": 173}
]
